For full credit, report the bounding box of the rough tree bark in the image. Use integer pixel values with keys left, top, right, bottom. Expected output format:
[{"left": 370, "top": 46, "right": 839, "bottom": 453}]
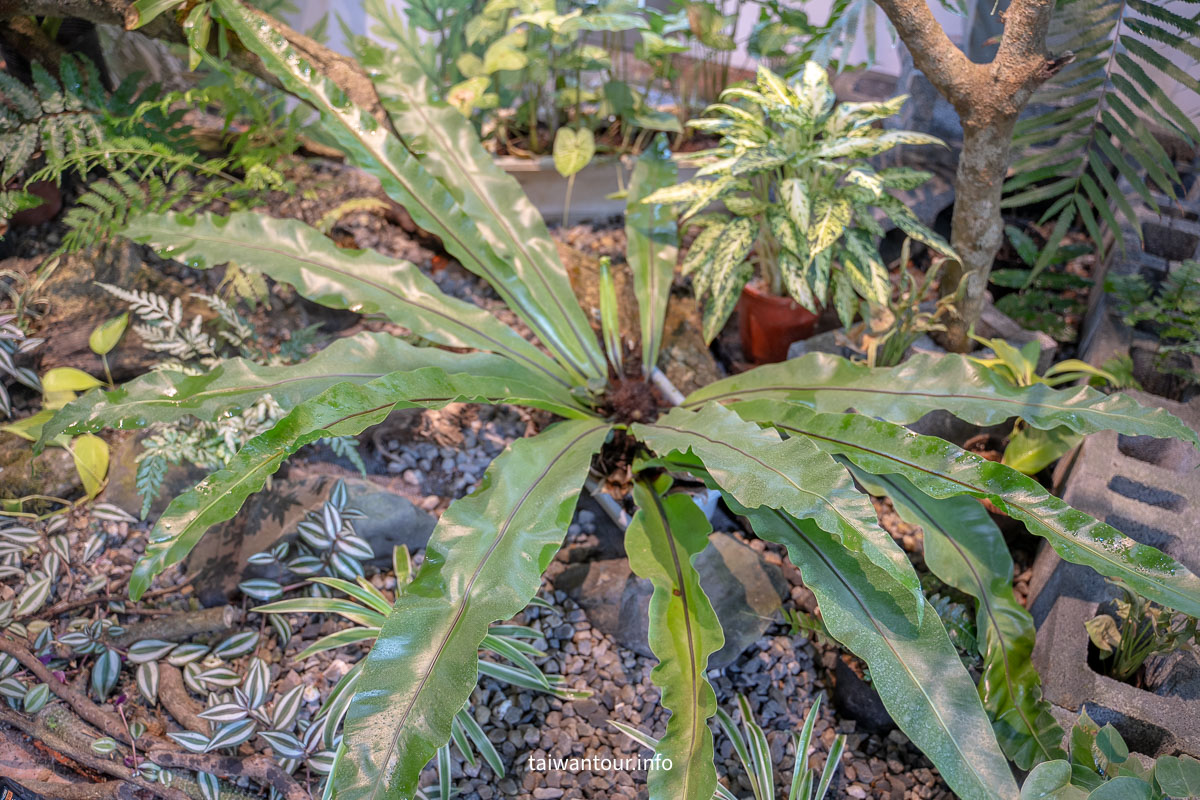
[{"left": 872, "top": 0, "right": 1067, "bottom": 352}]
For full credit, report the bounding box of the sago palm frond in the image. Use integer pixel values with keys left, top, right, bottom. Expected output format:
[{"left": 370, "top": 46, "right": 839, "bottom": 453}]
[{"left": 1003, "top": 0, "right": 1200, "bottom": 273}]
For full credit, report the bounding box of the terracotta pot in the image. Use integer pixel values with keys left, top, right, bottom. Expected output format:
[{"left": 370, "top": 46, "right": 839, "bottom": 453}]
[
  {"left": 9, "top": 181, "right": 62, "bottom": 227},
  {"left": 736, "top": 281, "right": 819, "bottom": 364}
]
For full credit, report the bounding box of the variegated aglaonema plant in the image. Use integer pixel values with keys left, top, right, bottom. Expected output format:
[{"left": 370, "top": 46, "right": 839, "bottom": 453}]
[{"left": 38, "top": 4, "right": 1200, "bottom": 799}]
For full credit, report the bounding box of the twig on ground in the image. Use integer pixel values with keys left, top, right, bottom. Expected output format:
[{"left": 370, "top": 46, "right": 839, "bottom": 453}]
[
  {"left": 156, "top": 665, "right": 207, "bottom": 735},
  {"left": 0, "top": 705, "right": 190, "bottom": 800},
  {"left": 111, "top": 606, "right": 236, "bottom": 648},
  {"left": 146, "top": 749, "right": 310, "bottom": 800},
  {"left": 0, "top": 636, "right": 309, "bottom": 800},
  {"left": 34, "top": 580, "right": 194, "bottom": 621},
  {"left": 0, "top": 636, "right": 129, "bottom": 744},
  {"left": 11, "top": 777, "right": 136, "bottom": 800}
]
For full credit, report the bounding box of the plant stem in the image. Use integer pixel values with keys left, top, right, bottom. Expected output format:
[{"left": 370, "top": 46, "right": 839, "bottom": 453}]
[{"left": 562, "top": 173, "right": 576, "bottom": 228}]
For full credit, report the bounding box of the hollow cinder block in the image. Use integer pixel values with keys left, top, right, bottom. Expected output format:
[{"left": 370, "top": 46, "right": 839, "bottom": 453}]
[
  {"left": 1111, "top": 175, "right": 1200, "bottom": 265},
  {"left": 1030, "top": 593, "right": 1200, "bottom": 759},
  {"left": 1028, "top": 390, "right": 1200, "bottom": 757},
  {"left": 1035, "top": 391, "right": 1200, "bottom": 605}
]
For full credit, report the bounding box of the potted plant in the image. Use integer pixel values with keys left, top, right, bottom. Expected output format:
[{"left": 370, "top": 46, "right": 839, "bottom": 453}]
[{"left": 646, "top": 62, "right": 956, "bottom": 363}]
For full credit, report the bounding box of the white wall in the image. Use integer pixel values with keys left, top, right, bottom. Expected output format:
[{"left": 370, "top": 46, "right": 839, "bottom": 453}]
[
  {"left": 285, "top": 0, "right": 1196, "bottom": 121},
  {"left": 724, "top": 0, "right": 968, "bottom": 75}
]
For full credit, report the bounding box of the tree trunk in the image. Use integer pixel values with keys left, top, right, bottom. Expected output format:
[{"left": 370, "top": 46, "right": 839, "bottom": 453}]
[
  {"left": 871, "top": 0, "right": 1062, "bottom": 352},
  {"left": 941, "top": 115, "right": 1020, "bottom": 352}
]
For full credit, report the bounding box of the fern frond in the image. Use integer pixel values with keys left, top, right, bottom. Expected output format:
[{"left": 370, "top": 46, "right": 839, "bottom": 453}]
[
  {"left": 0, "top": 55, "right": 111, "bottom": 183},
  {"left": 325, "top": 435, "right": 368, "bottom": 475},
  {"left": 97, "top": 282, "right": 181, "bottom": 325},
  {"left": 193, "top": 292, "right": 256, "bottom": 349},
  {"left": 133, "top": 316, "right": 217, "bottom": 361},
  {"left": 134, "top": 453, "right": 170, "bottom": 520},
  {"left": 218, "top": 262, "right": 270, "bottom": 306},
  {"left": 0, "top": 190, "right": 43, "bottom": 226},
  {"left": 60, "top": 172, "right": 195, "bottom": 252}
]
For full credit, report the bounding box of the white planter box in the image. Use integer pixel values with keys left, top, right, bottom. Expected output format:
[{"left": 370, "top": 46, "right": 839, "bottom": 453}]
[{"left": 496, "top": 154, "right": 697, "bottom": 226}]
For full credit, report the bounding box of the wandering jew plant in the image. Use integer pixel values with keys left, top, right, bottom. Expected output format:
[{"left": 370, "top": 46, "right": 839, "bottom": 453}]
[{"left": 39, "top": 3, "right": 1200, "bottom": 799}]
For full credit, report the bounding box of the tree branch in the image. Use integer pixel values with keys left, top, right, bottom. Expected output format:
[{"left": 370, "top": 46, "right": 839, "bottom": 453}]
[
  {"left": 993, "top": 0, "right": 1056, "bottom": 68},
  {"left": 110, "top": 605, "right": 236, "bottom": 648},
  {"left": 988, "top": 0, "right": 1062, "bottom": 113},
  {"left": 870, "top": 0, "right": 981, "bottom": 107},
  {"left": 0, "top": 635, "right": 129, "bottom": 745},
  {"left": 0, "top": 16, "right": 70, "bottom": 74},
  {"left": 156, "top": 664, "right": 209, "bottom": 736},
  {"left": 0, "top": 705, "right": 191, "bottom": 800},
  {"left": 147, "top": 749, "right": 310, "bottom": 800},
  {"left": 11, "top": 778, "right": 135, "bottom": 800},
  {"left": 0, "top": 636, "right": 309, "bottom": 800}
]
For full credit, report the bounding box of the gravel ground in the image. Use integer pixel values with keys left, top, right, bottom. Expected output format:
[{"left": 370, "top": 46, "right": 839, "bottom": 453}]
[
  {"left": 403, "top": 511, "right": 955, "bottom": 800},
  {"left": 374, "top": 403, "right": 533, "bottom": 501}
]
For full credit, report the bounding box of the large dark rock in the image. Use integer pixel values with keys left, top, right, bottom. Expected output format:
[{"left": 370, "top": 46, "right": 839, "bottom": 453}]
[
  {"left": 557, "top": 557, "right": 630, "bottom": 636},
  {"left": 560, "top": 532, "right": 787, "bottom": 668},
  {"left": 0, "top": 433, "right": 80, "bottom": 506},
  {"left": 23, "top": 241, "right": 205, "bottom": 384},
  {"left": 345, "top": 479, "right": 438, "bottom": 562},
  {"left": 833, "top": 658, "right": 894, "bottom": 734},
  {"left": 187, "top": 474, "right": 436, "bottom": 606}
]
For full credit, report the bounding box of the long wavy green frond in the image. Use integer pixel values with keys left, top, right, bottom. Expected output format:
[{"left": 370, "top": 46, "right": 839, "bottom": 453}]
[
  {"left": 129, "top": 366, "right": 588, "bottom": 600},
  {"left": 624, "top": 137, "right": 679, "bottom": 376},
  {"left": 633, "top": 404, "right": 922, "bottom": 617},
  {"left": 684, "top": 353, "right": 1200, "bottom": 448},
  {"left": 42, "top": 334, "right": 587, "bottom": 450},
  {"left": 733, "top": 400, "right": 1200, "bottom": 618},
  {"left": 214, "top": 0, "right": 596, "bottom": 382},
  {"left": 370, "top": 60, "right": 606, "bottom": 380},
  {"left": 740, "top": 505, "right": 1019, "bottom": 800},
  {"left": 852, "top": 469, "right": 1066, "bottom": 771},
  {"left": 627, "top": 476, "right": 722, "bottom": 800},
  {"left": 122, "top": 210, "right": 570, "bottom": 386},
  {"left": 331, "top": 420, "right": 610, "bottom": 799}
]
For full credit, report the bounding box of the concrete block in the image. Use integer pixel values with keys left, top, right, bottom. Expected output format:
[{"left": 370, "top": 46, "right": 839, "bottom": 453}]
[
  {"left": 1030, "top": 593, "right": 1200, "bottom": 758},
  {"left": 1110, "top": 176, "right": 1200, "bottom": 265},
  {"left": 1079, "top": 171, "right": 1200, "bottom": 397},
  {"left": 1029, "top": 390, "right": 1200, "bottom": 757}
]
